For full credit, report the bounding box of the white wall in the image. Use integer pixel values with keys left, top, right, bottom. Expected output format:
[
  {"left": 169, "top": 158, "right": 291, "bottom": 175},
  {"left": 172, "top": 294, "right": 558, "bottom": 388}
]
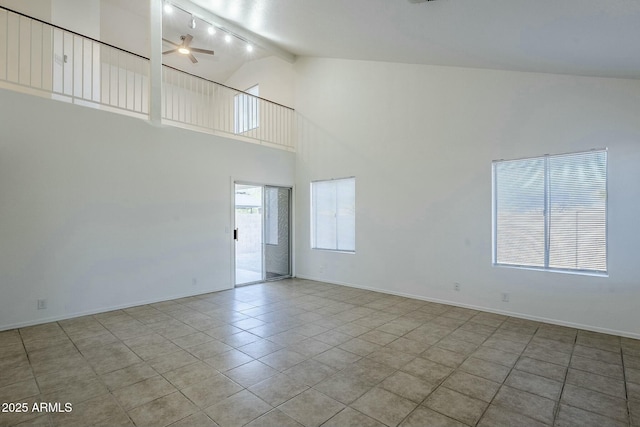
[
  {"left": 294, "top": 57, "right": 640, "bottom": 338},
  {"left": 225, "top": 55, "right": 295, "bottom": 107},
  {"left": 0, "top": 89, "right": 295, "bottom": 330}
]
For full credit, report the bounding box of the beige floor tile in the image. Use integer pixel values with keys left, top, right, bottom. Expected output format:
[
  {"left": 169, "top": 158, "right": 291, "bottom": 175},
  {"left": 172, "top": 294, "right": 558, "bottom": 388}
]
[
  {"left": 477, "top": 404, "right": 547, "bottom": 427},
  {"left": 481, "top": 337, "right": 527, "bottom": 354},
  {"left": 399, "top": 407, "right": 468, "bottom": 427},
  {"left": 566, "top": 368, "right": 626, "bottom": 398},
  {"left": 472, "top": 346, "right": 520, "bottom": 367},
  {"left": 421, "top": 346, "right": 466, "bottom": 368},
  {"left": 423, "top": 387, "right": 487, "bottom": 426},
  {"left": 442, "top": 371, "right": 501, "bottom": 402},
  {"left": 323, "top": 407, "right": 385, "bottom": 427},
  {"left": 187, "top": 340, "right": 233, "bottom": 360},
  {"left": 279, "top": 389, "right": 345, "bottom": 427},
  {"left": 384, "top": 337, "right": 431, "bottom": 355},
  {"left": 521, "top": 344, "right": 571, "bottom": 366},
  {"left": 224, "top": 360, "right": 278, "bottom": 387},
  {"left": 345, "top": 358, "right": 396, "bottom": 386},
  {"left": 101, "top": 362, "right": 158, "bottom": 391},
  {"left": 167, "top": 411, "right": 219, "bottom": 427},
  {"left": 313, "top": 373, "right": 372, "bottom": 404},
  {"left": 560, "top": 384, "right": 628, "bottom": 422},
  {"left": 555, "top": 403, "right": 627, "bottom": 427},
  {"left": 0, "top": 378, "right": 39, "bottom": 402},
  {"left": 163, "top": 361, "right": 219, "bottom": 389},
  {"left": 570, "top": 355, "right": 624, "bottom": 380},
  {"left": 203, "top": 349, "right": 254, "bottom": 372},
  {"left": 312, "top": 348, "right": 360, "bottom": 370},
  {"left": 248, "top": 374, "right": 308, "bottom": 406},
  {"left": 181, "top": 373, "right": 243, "bottom": 408},
  {"left": 204, "top": 390, "right": 272, "bottom": 427},
  {"left": 147, "top": 349, "right": 199, "bottom": 374},
  {"left": 401, "top": 357, "right": 453, "bottom": 383},
  {"left": 282, "top": 359, "right": 337, "bottom": 386},
  {"left": 113, "top": 375, "right": 177, "bottom": 410},
  {"left": 338, "top": 338, "right": 382, "bottom": 357},
  {"left": 366, "top": 348, "right": 415, "bottom": 369},
  {"left": 359, "top": 330, "right": 399, "bottom": 346},
  {"left": 504, "top": 369, "right": 563, "bottom": 400},
  {"left": 379, "top": 371, "right": 436, "bottom": 403},
  {"left": 259, "top": 349, "right": 307, "bottom": 371},
  {"left": 128, "top": 391, "right": 197, "bottom": 427},
  {"left": 41, "top": 377, "right": 108, "bottom": 406},
  {"left": 573, "top": 344, "right": 622, "bottom": 365},
  {"left": 51, "top": 393, "right": 124, "bottom": 427},
  {"left": 244, "top": 409, "right": 303, "bottom": 427},
  {"left": 351, "top": 387, "right": 417, "bottom": 426},
  {"left": 236, "top": 339, "right": 283, "bottom": 359},
  {"left": 514, "top": 356, "right": 567, "bottom": 382},
  {"left": 435, "top": 337, "right": 478, "bottom": 356},
  {"left": 493, "top": 385, "right": 556, "bottom": 425},
  {"left": 80, "top": 342, "right": 143, "bottom": 375}
]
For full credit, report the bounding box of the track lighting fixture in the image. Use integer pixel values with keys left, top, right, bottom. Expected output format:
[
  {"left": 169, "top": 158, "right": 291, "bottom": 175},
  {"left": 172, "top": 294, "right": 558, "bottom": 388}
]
[
  {"left": 163, "top": 2, "right": 173, "bottom": 14},
  {"left": 189, "top": 15, "right": 196, "bottom": 29}
]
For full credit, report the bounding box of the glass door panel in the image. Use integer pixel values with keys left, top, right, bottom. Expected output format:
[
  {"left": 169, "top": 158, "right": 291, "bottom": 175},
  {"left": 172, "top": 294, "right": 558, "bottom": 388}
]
[{"left": 235, "top": 184, "right": 263, "bottom": 285}]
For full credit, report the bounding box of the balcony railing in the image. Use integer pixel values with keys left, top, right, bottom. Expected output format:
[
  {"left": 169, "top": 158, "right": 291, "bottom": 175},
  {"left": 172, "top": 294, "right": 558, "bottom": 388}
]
[
  {"left": 162, "top": 66, "right": 295, "bottom": 151},
  {"left": 0, "top": 6, "right": 295, "bottom": 151}
]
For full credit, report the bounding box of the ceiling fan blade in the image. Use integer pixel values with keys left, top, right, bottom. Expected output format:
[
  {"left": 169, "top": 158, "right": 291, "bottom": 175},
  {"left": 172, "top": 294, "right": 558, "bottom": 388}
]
[
  {"left": 191, "top": 48, "right": 214, "bottom": 56},
  {"left": 183, "top": 34, "right": 193, "bottom": 47},
  {"left": 162, "top": 49, "right": 179, "bottom": 55},
  {"left": 162, "top": 38, "right": 180, "bottom": 47},
  {"left": 188, "top": 53, "right": 198, "bottom": 64}
]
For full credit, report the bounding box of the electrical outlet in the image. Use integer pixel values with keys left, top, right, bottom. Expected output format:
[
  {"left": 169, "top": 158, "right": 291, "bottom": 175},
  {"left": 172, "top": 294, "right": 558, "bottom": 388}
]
[
  {"left": 37, "top": 299, "right": 47, "bottom": 310},
  {"left": 501, "top": 293, "right": 510, "bottom": 302},
  {"left": 454, "top": 283, "right": 460, "bottom": 292}
]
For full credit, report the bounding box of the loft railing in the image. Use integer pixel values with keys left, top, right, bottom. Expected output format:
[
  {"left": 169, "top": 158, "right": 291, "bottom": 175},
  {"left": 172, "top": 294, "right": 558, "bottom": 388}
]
[
  {"left": 0, "top": 7, "right": 150, "bottom": 118},
  {"left": 162, "top": 66, "right": 295, "bottom": 151},
  {"left": 0, "top": 6, "right": 295, "bottom": 151}
]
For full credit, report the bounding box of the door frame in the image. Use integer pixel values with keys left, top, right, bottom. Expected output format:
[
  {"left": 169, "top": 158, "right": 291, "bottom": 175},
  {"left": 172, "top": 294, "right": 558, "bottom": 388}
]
[{"left": 230, "top": 178, "right": 294, "bottom": 288}]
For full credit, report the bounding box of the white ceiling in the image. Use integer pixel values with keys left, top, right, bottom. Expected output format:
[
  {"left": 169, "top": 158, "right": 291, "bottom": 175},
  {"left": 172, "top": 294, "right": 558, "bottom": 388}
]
[{"left": 188, "top": 0, "right": 640, "bottom": 79}]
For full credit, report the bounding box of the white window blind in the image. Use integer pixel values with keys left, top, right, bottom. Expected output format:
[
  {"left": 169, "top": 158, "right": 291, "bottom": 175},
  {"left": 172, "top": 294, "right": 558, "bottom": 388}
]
[
  {"left": 312, "top": 177, "right": 355, "bottom": 252},
  {"left": 493, "top": 150, "right": 607, "bottom": 274}
]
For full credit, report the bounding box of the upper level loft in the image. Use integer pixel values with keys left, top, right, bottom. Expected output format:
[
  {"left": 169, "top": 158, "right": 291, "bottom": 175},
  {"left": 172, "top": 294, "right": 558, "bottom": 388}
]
[{"left": 0, "top": 2, "right": 296, "bottom": 152}]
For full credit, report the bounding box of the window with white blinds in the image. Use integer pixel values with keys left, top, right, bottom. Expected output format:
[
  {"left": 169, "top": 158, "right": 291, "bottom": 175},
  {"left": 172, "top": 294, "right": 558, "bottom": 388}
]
[
  {"left": 492, "top": 150, "right": 607, "bottom": 274},
  {"left": 311, "top": 177, "right": 355, "bottom": 252}
]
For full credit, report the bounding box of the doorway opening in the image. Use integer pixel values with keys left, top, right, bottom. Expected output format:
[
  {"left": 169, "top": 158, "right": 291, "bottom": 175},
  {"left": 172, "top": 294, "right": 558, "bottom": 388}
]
[{"left": 234, "top": 183, "right": 291, "bottom": 286}]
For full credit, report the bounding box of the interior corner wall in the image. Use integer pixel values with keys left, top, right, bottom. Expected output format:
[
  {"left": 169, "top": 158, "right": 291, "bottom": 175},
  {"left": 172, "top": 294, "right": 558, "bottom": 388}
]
[
  {"left": 224, "top": 56, "right": 295, "bottom": 107},
  {"left": 0, "top": 89, "right": 295, "bottom": 331},
  {"left": 293, "top": 57, "right": 640, "bottom": 338}
]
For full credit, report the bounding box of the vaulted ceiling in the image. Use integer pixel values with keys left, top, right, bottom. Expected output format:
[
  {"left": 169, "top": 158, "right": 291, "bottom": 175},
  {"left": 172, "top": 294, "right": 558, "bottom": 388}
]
[{"left": 189, "top": 0, "right": 640, "bottom": 79}]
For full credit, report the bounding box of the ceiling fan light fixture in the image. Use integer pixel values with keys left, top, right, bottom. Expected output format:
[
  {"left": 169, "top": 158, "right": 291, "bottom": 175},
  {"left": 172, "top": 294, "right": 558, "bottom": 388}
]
[{"left": 178, "top": 47, "right": 190, "bottom": 54}]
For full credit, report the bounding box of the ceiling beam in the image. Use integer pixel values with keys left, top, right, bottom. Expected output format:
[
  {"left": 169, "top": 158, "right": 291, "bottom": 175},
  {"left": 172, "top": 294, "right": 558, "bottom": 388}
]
[{"left": 170, "top": 0, "right": 296, "bottom": 63}]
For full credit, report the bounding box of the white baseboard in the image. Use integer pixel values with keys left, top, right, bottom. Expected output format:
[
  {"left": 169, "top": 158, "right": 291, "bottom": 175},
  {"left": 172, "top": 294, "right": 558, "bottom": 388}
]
[
  {"left": 0, "top": 286, "right": 233, "bottom": 332},
  {"left": 295, "top": 274, "right": 640, "bottom": 340}
]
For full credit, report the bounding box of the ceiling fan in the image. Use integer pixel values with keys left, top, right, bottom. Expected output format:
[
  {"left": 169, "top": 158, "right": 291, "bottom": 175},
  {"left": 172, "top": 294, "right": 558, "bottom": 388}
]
[{"left": 162, "top": 34, "right": 214, "bottom": 64}]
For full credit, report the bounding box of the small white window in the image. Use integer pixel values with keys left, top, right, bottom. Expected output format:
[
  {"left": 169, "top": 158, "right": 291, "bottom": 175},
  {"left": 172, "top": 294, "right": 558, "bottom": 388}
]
[
  {"left": 492, "top": 149, "right": 607, "bottom": 274},
  {"left": 311, "top": 177, "right": 355, "bottom": 252},
  {"left": 234, "top": 84, "right": 259, "bottom": 134}
]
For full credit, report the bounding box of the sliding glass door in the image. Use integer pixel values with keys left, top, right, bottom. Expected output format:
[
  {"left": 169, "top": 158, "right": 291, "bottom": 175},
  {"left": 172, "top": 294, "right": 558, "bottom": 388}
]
[{"left": 234, "top": 183, "right": 291, "bottom": 286}]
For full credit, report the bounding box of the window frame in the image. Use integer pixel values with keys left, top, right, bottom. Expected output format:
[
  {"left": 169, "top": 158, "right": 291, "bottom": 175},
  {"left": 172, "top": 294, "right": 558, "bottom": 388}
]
[
  {"left": 311, "top": 177, "right": 356, "bottom": 253},
  {"left": 491, "top": 149, "right": 608, "bottom": 276},
  {"left": 234, "top": 84, "right": 259, "bottom": 134}
]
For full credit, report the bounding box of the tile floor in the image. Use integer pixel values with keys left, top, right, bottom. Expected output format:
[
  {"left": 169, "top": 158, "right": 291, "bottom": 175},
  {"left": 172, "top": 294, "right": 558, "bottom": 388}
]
[{"left": 0, "top": 278, "right": 638, "bottom": 427}]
